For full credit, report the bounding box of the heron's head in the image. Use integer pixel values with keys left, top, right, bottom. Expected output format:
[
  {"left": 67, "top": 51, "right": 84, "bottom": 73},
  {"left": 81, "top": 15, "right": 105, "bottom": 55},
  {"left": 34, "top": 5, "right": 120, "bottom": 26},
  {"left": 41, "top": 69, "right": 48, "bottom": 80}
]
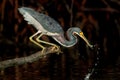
[{"left": 73, "top": 27, "right": 93, "bottom": 49}]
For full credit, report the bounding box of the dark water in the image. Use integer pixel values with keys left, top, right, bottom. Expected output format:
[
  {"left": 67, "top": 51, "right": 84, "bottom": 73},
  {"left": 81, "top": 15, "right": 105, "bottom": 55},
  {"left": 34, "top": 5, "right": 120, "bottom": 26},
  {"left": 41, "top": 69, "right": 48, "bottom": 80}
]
[{"left": 0, "top": 51, "right": 120, "bottom": 80}]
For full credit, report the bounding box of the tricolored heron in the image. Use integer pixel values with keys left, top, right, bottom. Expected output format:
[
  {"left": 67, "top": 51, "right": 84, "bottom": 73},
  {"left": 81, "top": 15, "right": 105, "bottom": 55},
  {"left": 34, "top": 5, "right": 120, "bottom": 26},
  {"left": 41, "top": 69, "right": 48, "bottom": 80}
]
[{"left": 18, "top": 7, "right": 93, "bottom": 53}]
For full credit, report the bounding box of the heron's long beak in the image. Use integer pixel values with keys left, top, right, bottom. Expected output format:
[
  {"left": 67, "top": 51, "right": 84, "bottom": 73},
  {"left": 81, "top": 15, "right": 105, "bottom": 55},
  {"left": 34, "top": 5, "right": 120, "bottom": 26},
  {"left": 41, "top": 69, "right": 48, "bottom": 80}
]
[{"left": 79, "top": 32, "right": 93, "bottom": 48}]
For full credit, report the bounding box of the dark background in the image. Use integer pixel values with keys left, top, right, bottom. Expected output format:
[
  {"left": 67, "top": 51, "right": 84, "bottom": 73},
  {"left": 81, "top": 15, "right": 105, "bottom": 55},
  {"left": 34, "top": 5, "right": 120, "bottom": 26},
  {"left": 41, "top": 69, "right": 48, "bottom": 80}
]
[{"left": 0, "top": 0, "right": 120, "bottom": 80}]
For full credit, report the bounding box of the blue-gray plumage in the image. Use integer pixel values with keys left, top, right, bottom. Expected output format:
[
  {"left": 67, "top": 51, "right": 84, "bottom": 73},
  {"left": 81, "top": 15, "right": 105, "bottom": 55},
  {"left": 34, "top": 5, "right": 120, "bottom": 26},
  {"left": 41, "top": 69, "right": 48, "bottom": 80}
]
[
  {"left": 18, "top": 7, "right": 93, "bottom": 52},
  {"left": 18, "top": 7, "right": 63, "bottom": 33}
]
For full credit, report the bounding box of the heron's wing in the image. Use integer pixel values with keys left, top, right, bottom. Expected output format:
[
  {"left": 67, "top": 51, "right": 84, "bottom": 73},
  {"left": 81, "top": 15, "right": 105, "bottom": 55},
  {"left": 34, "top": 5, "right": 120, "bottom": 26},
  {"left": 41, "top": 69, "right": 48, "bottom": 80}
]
[
  {"left": 18, "top": 7, "right": 46, "bottom": 31},
  {"left": 18, "top": 7, "right": 64, "bottom": 33}
]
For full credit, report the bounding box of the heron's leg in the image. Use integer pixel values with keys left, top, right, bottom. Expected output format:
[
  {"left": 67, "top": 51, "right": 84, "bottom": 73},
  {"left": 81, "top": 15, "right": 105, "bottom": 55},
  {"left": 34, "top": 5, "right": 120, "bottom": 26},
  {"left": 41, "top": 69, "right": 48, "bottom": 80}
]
[
  {"left": 29, "top": 31, "right": 46, "bottom": 53},
  {"left": 36, "top": 34, "right": 61, "bottom": 54}
]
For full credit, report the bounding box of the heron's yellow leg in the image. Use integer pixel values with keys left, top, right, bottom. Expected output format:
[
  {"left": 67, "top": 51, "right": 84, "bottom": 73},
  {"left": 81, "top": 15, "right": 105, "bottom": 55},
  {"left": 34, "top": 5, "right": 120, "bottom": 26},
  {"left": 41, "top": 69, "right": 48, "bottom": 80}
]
[
  {"left": 29, "top": 31, "right": 46, "bottom": 53},
  {"left": 36, "top": 34, "right": 61, "bottom": 54}
]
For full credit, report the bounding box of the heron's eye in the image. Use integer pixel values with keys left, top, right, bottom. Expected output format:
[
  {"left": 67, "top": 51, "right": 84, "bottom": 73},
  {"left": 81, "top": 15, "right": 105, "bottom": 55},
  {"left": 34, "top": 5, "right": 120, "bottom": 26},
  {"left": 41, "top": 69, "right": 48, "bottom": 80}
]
[{"left": 80, "top": 32, "right": 84, "bottom": 36}]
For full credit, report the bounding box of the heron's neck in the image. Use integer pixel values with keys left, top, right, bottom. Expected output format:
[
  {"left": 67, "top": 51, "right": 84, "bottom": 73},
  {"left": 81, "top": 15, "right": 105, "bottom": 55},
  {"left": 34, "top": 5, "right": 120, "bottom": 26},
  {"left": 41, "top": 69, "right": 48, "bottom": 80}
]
[{"left": 53, "top": 28, "right": 78, "bottom": 47}]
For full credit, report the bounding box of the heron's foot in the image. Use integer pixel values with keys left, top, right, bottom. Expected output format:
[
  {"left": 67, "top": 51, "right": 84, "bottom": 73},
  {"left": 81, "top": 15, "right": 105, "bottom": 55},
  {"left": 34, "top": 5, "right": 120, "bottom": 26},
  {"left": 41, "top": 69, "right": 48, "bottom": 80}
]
[
  {"left": 51, "top": 46, "right": 62, "bottom": 55},
  {"left": 41, "top": 48, "right": 47, "bottom": 58}
]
